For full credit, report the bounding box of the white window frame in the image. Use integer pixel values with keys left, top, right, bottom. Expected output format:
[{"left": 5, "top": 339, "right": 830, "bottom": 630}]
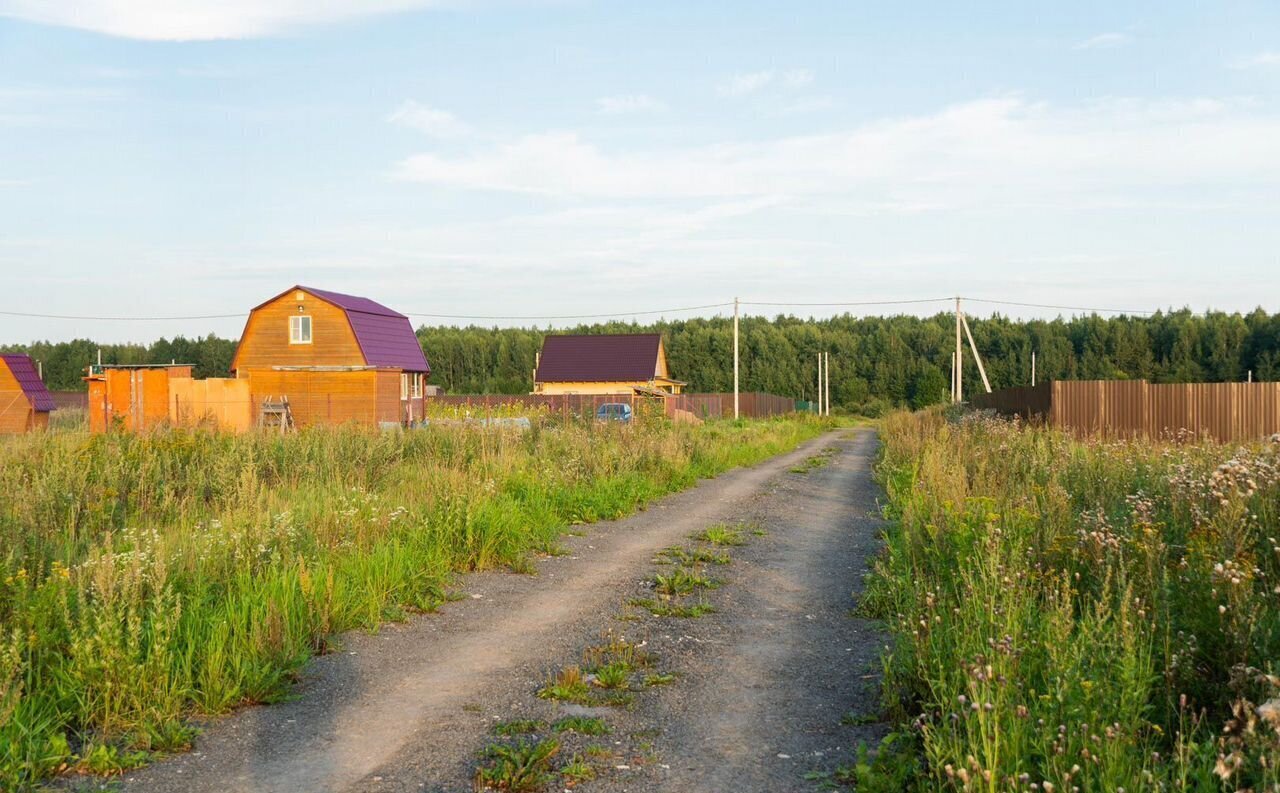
[{"left": 289, "top": 315, "right": 312, "bottom": 345}]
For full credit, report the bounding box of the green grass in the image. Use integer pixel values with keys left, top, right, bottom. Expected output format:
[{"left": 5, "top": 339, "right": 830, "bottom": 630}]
[
  {"left": 653, "top": 546, "right": 731, "bottom": 566},
  {"left": 536, "top": 666, "right": 592, "bottom": 704},
  {"left": 869, "top": 409, "right": 1280, "bottom": 790},
  {"left": 627, "top": 598, "right": 716, "bottom": 618},
  {"left": 493, "top": 719, "right": 546, "bottom": 736},
  {"left": 473, "top": 738, "right": 559, "bottom": 791},
  {"left": 0, "top": 415, "right": 830, "bottom": 790},
  {"left": 652, "top": 567, "right": 718, "bottom": 596},
  {"left": 695, "top": 524, "right": 746, "bottom": 546},
  {"left": 550, "top": 716, "right": 610, "bottom": 736}
]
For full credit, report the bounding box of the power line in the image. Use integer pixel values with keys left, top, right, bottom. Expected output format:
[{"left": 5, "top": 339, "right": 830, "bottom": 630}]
[
  {"left": 403, "top": 302, "right": 734, "bottom": 321},
  {"left": 741, "top": 298, "right": 954, "bottom": 308},
  {"left": 0, "top": 309, "right": 247, "bottom": 321},
  {"left": 963, "top": 297, "right": 1159, "bottom": 316}
]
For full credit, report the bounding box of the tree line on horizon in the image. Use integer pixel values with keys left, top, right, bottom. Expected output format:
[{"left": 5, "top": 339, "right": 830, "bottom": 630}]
[{"left": 5, "top": 308, "right": 1280, "bottom": 413}]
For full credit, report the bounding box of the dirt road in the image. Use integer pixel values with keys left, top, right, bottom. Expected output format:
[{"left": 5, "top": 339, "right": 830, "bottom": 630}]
[{"left": 112, "top": 429, "right": 887, "bottom": 793}]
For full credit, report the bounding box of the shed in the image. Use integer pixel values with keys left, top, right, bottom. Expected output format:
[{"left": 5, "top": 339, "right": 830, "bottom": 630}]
[
  {"left": 232, "top": 286, "right": 431, "bottom": 427},
  {"left": 532, "top": 334, "right": 684, "bottom": 396},
  {"left": 0, "top": 354, "right": 55, "bottom": 433}
]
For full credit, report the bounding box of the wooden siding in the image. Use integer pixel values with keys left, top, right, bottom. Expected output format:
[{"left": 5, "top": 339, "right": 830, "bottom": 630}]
[
  {"left": 232, "top": 291, "right": 365, "bottom": 372},
  {"left": 428, "top": 392, "right": 796, "bottom": 419},
  {"left": 170, "top": 377, "right": 254, "bottom": 432},
  {"left": 0, "top": 361, "right": 33, "bottom": 433},
  {"left": 241, "top": 368, "right": 401, "bottom": 427}
]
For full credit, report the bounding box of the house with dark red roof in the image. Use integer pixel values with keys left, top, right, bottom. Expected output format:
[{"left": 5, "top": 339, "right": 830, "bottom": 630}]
[
  {"left": 1, "top": 353, "right": 56, "bottom": 433},
  {"left": 231, "top": 286, "right": 431, "bottom": 427},
  {"left": 533, "top": 334, "right": 684, "bottom": 396}
]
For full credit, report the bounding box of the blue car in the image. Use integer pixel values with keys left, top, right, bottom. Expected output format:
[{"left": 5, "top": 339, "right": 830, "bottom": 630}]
[{"left": 595, "top": 402, "right": 633, "bottom": 422}]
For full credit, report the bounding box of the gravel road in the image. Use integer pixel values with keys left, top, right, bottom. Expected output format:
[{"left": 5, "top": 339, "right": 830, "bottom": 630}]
[{"left": 106, "top": 428, "right": 887, "bottom": 793}]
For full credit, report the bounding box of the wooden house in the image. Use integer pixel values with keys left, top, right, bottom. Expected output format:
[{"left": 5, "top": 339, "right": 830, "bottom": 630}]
[
  {"left": 532, "top": 334, "right": 684, "bottom": 396},
  {"left": 231, "top": 286, "right": 431, "bottom": 427},
  {"left": 0, "top": 354, "right": 55, "bottom": 433}
]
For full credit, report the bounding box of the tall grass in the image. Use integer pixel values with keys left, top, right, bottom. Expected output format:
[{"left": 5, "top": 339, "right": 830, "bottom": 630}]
[
  {"left": 871, "top": 409, "right": 1280, "bottom": 790},
  {"left": 0, "top": 416, "right": 824, "bottom": 789}
]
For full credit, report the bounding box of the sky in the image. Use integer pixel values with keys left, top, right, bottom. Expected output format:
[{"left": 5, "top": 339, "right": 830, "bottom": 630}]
[{"left": 1, "top": 0, "right": 1279, "bottom": 343}]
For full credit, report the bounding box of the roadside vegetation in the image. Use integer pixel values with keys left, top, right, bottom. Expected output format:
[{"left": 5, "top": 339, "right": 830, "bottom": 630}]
[
  {"left": 867, "top": 408, "right": 1280, "bottom": 790},
  {"left": 0, "top": 415, "right": 824, "bottom": 790}
]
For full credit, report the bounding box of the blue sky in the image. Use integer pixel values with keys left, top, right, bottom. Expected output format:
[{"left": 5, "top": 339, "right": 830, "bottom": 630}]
[{"left": 2, "top": 0, "right": 1279, "bottom": 343}]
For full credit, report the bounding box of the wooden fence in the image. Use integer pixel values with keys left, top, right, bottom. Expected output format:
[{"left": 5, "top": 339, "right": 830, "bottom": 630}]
[
  {"left": 971, "top": 380, "right": 1280, "bottom": 443},
  {"left": 426, "top": 392, "right": 797, "bottom": 420}
]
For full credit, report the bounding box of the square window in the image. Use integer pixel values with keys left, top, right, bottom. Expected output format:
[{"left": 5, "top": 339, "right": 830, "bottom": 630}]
[{"left": 290, "top": 315, "right": 312, "bottom": 344}]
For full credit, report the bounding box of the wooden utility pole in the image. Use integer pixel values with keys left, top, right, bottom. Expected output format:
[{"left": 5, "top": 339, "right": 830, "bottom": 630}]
[
  {"left": 960, "top": 313, "right": 992, "bottom": 394},
  {"left": 954, "top": 297, "right": 962, "bottom": 403},
  {"left": 950, "top": 352, "right": 956, "bottom": 401},
  {"left": 816, "top": 352, "right": 823, "bottom": 415},
  {"left": 824, "top": 351, "right": 830, "bottom": 416},
  {"left": 1031, "top": 351, "right": 1037, "bottom": 387},
  {"left": 733, "top": 297, "right": 740, "bottom": 419}
]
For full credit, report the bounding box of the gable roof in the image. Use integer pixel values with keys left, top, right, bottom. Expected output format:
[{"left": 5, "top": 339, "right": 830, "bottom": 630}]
[
  {"left": 535, "top": 334, "right": 664, "bottom": 383},
  {"left": 247, "top": 285, "right": 430, "bottom": 373},
  {"left": 1, "top": 354, "right": 56, "bottom": 412}
]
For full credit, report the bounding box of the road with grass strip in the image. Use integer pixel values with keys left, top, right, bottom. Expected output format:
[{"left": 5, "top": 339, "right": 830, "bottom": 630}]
[{"left": 107, "top": 429, "right": 886, "bottom": 793}]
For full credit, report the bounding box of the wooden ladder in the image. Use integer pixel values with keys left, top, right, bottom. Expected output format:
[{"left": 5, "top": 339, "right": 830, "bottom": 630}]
[{"left": 259, "top": 396, "right": 295, "bottom": 433}]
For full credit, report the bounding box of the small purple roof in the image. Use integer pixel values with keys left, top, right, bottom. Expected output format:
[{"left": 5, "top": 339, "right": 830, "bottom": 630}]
[
  {"left": 295, "top": 286, "right": 429, "bottom": 373},
  {"left": 1, "top": 354, "right": 56, "bottom": 412},
  {"left": 535, "top": 334, "right": 664, "bottom": 383}
]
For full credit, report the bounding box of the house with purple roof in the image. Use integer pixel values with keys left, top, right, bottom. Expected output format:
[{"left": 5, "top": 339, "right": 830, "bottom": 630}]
[
  {"left": 231, "top": 286, "right": 431, "bottom": 427},
  {"left": 1, "top": 353, "right": 56, "bottom": 433}
]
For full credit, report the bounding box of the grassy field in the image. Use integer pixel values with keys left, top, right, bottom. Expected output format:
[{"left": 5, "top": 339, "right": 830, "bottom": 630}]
[
  {"left": 869, "top": 409, "right": 1280, "bottom": 790},
  {"left": 0, "top": 415, "right": 825, "bottom": 789}
]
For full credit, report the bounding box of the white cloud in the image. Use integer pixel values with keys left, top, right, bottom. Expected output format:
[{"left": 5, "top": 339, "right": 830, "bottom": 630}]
[
  {"left": 781, "top": 68, "right": 814, "bottom": 88},
  {"left": 1230, "top": 51, "right": 1280, "bottom": 69},
  {"left": 595, "top": 94, "right": 666, "bottom": 114},
  {"left": 1074, "top": 32, "right": 1132, "bottom": 50},
  {"left": 394, "top": 96, "right": 1280, "bottom": 206},
  {"left": 719, "top": 68, "right": 815, "bottom": 97},
  {"left": 387, "top": 100, "right": 469, "bottom": 138},
  {"left": 0, "top": 0, "right": 444, "bottom": 41},
  {"left": 718, "top": 70, "right": 775, "bottom": 96}
]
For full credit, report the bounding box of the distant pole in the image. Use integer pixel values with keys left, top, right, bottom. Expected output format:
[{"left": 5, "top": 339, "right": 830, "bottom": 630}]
[
  {"left": 37, "top": 360, "right": 42, "bottom": 380},
  {"left": 960, "top": 312, "right": 992, "bottom": 394},
  {"left": 1248, "top": 370, "right": 1253, "bottom": 384},
  {"left": 1032, "top": 351, "right": 1037, "bottom": 387},
  {"left": 733, "top": 297, "right": 740, "bottom": 419},
  {"left": 950, "top": 352, "right": 956, "bottom": 401},
  {"left": 824, "top": 351, "right": 831, "bottom": 416},
  {"left": 954, "top": 297, "right": 963, "bottom": 403}
]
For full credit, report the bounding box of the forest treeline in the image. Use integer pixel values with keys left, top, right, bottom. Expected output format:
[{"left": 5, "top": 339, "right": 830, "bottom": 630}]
[{"left": 6, "top": 309, "right": 1280, "bottom": 412}]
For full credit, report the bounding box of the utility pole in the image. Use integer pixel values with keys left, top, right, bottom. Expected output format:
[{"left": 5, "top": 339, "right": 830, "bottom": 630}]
[
  {"left": 1031, "top": 351, "right": 1037, "bottom": 387},
  {"left": 824, "top": 351, "right": 831, "bottom": 416},
  {"left": 37, "top": 360, "right": 42, "bottom": 381},
  {"left": 950, "top": 352, "right": 956, "bottom": 401},
  {"left": 960, "top": 312, "right": 992, "bottom": 394},
  {"left": 733, "top": 297, "right": 740, "bottom": 419},
  {"left": 816, "top": 352, "right": 823, "bottom": 415},
  {"left": 954, "top": 297, "right": 963, "bottom": 403}
]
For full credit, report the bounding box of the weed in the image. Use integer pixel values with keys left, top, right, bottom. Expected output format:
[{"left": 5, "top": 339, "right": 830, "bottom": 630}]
[
  {"left": 550, "top": 716, "right": 609, "bottom": 736},
  {"left": 591, "top": 661, "right": 632, "bottom": 690},
  {"left": 559, "top": 755, "right": 596, "bottom": 785},
  {"left": 536, "top": 667, "right": 591, "bottom": 704},
  {"left": 493, "top": 719, "right": 546, "bottom": 736},
  {"left": 652, "top": 567, "right": 718, "bottom": 596},
  {"left": 643, "top": 672, "right": 675, "bottom": 686},
  {"left": 627, "top": 598, "right": 716, "bottom": 618},
  {"left": 696, "top": 524, "right": 745, "bottom": 546},
  {"left": 654, "top": 546, "right": 731, "bottom": 566},
  {"left": 473, "top": 738, "right": 559, "bottom": 792}
]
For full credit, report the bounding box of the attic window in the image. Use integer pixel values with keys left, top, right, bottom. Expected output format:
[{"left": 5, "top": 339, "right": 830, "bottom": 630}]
[
  {"left": 290, "top": 315, "right": 312, "bottom": 344},
  {"left": 294, "top": 290, "right": 305, "bottom": 302}
]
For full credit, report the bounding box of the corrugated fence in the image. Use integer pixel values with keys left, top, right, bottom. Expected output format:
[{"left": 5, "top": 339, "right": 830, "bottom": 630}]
[
  {"left": 972, "top": 380, "right": 1280, "bottom": 442},
  {"left": 426, "top": 392, "right": 797, "bottom": 420}
]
